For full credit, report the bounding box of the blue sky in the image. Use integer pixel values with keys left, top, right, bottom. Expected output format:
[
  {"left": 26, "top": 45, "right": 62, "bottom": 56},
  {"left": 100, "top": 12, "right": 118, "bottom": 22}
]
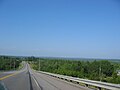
[{"left": 0, "top": 0, "right": 120, "bottom": 59}]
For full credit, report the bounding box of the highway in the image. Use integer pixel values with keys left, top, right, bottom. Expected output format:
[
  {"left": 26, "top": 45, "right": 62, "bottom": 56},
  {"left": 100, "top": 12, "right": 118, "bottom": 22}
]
[{"left": 0, "top": 63, "right": 91, "bottom": 90}]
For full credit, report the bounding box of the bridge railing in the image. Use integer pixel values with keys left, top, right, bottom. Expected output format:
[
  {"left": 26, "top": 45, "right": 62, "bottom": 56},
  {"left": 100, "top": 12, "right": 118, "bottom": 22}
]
[{"left": 37, "top": 71, "right": 120, "bottom": 90}]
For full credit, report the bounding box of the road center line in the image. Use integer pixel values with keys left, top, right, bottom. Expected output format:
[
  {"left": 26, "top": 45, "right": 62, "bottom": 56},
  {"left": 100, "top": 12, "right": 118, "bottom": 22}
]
[{"left": 0, "top": 72, "right": 19, "bottom": 81}]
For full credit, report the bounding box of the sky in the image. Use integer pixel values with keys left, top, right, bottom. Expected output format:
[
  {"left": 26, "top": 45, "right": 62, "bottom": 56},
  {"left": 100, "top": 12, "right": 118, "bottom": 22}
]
[{"left": 0, "top": 0, "right": 120, "bottom": 59}]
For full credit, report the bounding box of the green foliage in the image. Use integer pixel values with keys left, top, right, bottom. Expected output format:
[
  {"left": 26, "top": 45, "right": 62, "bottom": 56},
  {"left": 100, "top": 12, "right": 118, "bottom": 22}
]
[{"left": 0, "top": 56, "right": 22, "bottom": 71}]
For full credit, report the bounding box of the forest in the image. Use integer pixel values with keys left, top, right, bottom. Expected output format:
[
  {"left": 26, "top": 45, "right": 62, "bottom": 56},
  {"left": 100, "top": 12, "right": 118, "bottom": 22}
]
[
  {"left": 30, "top": 57, "right": 120, "bottom": 84},
  {"left": 0, "top": 56, "right": 22, "bottom": 70}
]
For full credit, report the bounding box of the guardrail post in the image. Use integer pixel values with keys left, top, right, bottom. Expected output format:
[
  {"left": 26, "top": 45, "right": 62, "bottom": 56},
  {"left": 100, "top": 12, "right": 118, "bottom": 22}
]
[
  {"left": 98, "top": 87, "right": 102, "bottom": 90},
  {"left": 85, "top": 84, "right": 88, "bottom": 87}
]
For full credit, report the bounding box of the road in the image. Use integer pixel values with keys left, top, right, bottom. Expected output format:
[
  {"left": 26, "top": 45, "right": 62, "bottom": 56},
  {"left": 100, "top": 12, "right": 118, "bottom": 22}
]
[{"left": 0, "top": 63, "right": 91, "bottom": 90}]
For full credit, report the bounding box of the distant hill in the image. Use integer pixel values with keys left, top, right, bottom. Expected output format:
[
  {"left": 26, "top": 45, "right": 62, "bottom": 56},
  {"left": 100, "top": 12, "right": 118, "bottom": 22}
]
[{"left": 0, "top": 55, "right": 120, "bottom": 62}]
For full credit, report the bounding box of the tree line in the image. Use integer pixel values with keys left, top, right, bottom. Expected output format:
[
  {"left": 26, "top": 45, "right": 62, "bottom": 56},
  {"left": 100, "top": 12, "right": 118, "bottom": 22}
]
[{"left": 0, "top": 56, "right": 22, "bottom": 70}]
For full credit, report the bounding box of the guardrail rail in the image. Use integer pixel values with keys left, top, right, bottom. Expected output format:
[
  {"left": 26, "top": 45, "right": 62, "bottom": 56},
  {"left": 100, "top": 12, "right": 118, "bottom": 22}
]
[{"left": 37, "top": 71, "right": 120, "bottom": 90}]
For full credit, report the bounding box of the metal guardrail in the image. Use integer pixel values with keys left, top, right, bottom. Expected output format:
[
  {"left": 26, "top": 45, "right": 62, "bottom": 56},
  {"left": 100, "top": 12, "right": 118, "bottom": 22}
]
[{"left": 37, "top": 71, "right": 120, "bottom": 90}]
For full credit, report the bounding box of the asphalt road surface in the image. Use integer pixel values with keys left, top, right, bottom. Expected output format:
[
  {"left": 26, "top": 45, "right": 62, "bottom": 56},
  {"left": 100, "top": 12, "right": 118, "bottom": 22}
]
[{"left": 0, "top": 63, "right": 91, "bottom": 90}]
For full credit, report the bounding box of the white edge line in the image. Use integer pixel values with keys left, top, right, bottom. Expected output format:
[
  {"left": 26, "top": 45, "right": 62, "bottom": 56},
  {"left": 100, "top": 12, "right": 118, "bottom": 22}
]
[{"left": 32, "top": 75, "right": 40, "bottom": 88}]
